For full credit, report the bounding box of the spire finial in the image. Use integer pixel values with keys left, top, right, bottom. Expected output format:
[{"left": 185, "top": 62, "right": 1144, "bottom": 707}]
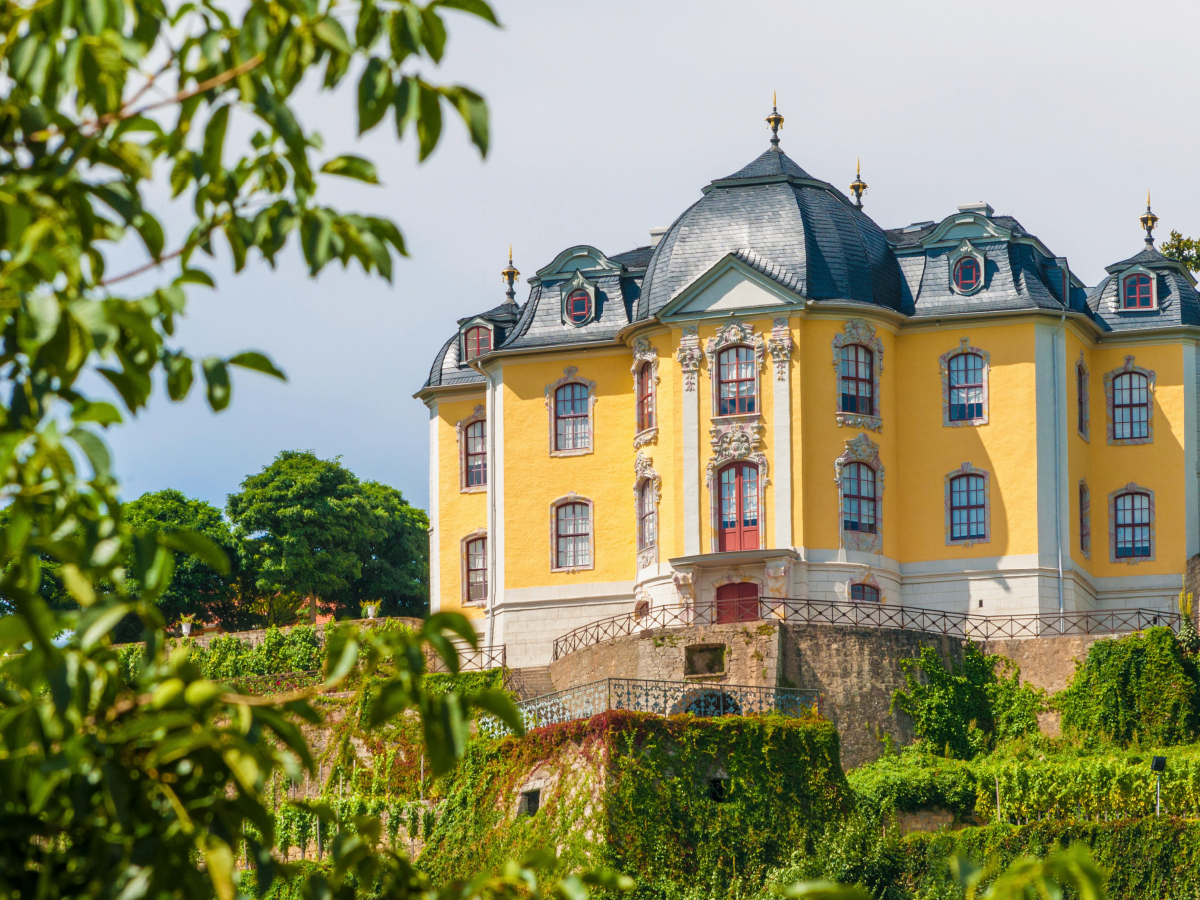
[
  {"left": 765, "top": 93, "right": 783, "bottom": 147},
  {"left": 1140, "top": 191, "right": 1159, "bottom": 247},
  {"left": 501, "top": 247, "right": 520, "bottom": 304},
  {"left": 849, "top": 157, "right": 868, "bottom": 209}
]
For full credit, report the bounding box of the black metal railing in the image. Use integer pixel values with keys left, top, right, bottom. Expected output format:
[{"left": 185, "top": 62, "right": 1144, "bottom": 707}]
[
  {"left": 478, "top": 677, "right": 819, "bottom": 738},
  {"left": 551, "top": 598, "right": 1180, "bottom": 660},
  {"left": 425, "top": 643, "right": 506, "bottom": 674}
]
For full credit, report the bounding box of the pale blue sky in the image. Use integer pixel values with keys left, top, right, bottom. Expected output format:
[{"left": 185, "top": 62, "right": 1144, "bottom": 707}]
[{"left": 107, "top": 0, "right": 1200, "bottom": 513}]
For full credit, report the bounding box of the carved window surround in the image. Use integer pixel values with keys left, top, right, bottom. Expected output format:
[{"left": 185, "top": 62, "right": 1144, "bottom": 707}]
[
  {"left": 1079, "top": 478, "right": 1091, "bottom": 560},
  {"left": 767, "top": 317, "right": 793, "bottom": 382},
  {"left": 939, "top": 337, "right": 991, "bottom": 427},
  {"left": 632, "top": 336, "right": 659, "bottom": 448},
  {"left": 948, "top": 239, "right": 987, "bottom": 296},
  {"left": 1103, "top": 355, "right": 1156, "bottom": 446},
  {"left": 944, "top": 462, "right": 991, "bottom": 547},
  {"left": 1109, "top": 482, "right": 1155, "bottom": 565},
  {"left": 455, "top": 404, "right": 487, "bottom": 494},
  {"left": 711, "top": 567, "right": 763, "bottom": 610},
  {"left": 844, "top": 568, "right": 886, "bottom": 604},
  {"left": 677, "top": 326, "right": 702, "bottom": 393},
  {"left": 705, "top": 321, "right": 767, "bottom": 418},
  {"left": 460, "top": 528, "right": 487, "bottom": 607},
  {"left": 706, "top": 421, "right": 769, "bottom": 554},
  {"left": 832, "top": 318, "right": 884, "bottom": 432},
  {"left": 549, "top": 492, "right": 595, "bottom": 574},
  {"left": 833, "top": 433, "right": 884, "bottom": 554},
  {"left": 544, "top": 366, "right": 598, "bottom": 458},
  {"left": 634, "top": 451, "right": 662, "bottom": 571},
  {"left": 1076, "top": 353, "right": 1090, "bottom": 442}
]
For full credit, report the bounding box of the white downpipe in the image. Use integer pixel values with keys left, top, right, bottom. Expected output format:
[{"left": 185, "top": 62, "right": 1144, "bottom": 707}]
[{"left": 1052, "top": 310, "right": 1067, "bottom": 615}]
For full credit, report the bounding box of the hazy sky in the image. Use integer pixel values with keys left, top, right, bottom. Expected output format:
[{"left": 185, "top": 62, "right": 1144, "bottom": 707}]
[{"left": 107, "top": 0, "right": 1200, "bottom": 513}]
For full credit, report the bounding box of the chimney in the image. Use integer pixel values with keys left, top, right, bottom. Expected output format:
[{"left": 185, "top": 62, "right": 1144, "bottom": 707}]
[
  {"left": 649, "top": 227, "right": 668, "bottom": 248},
  {"left": 957, "top": 201, "right": 994, "bottom": 217}
]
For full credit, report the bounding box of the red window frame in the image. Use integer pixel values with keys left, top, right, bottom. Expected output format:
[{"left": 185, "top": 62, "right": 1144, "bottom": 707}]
[
  {"left": 839, "top": 344, "right": 874, "bottom": 416},
  {"left": 717, "top": 346, "right": 756, "bottom": 415},
  {"left": 567, "top": 289, "right": 591, "bottom": 324},
  {"left": 465, "top": 419, "right": 486, "bottom": 487},
  {"left": 718, "top": 462, "right": 759, "bottom": 551},
  {"left": 464, "top": 326, "right": 491, "bottom": 360},
  {"left": 637, "top": 480, "right": 656, "bottom": 552},
  {"left": 1112, "top": 371, "right": 1149, "bottom": 440},
  {"left": 555, "top": 502, "right": 592, "bottom": 568},
  {"left": 841, "top": 462, "right": 877, "bottom": 534},
  {"left": 715, "top": 581, "right": 759, "bottom": 624},
  {"left": 554, "top": 383, "right": 591, "bottom": 451},
  {"left": 948, "top": 353, "right": 985, "bottom": 422},
  {"left": 636, "top": 362, "right": 655, "bottom": 432},
  {"left": 850, "top": 583, "right": 880, "bottom": 603},
  {"left": 466, "top": 536, "right": 487, "bottom": 602},
  {"left": 1123, "top": 273, "right": 1153, "bottom": 309},
  {"left": 949, "top": 474, "right": 987, "bottom": 541},
  {"left": 954, "top": 257, "right": 981, "bottom": 292},
  {"left": 1114, "top": 491, "right": 1151, "bottom": 558}
]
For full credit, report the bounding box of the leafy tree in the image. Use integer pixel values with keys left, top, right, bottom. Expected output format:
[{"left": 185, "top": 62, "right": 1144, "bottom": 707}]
[
  {"left": 335, "top": 479, "right": 429, "bottom": 618},
  {"left": 1160, "top": 230, "right": 1200, "bottom": 270},
  {"left": 122, "top": 488, "right": 253, "bottom": 634}
]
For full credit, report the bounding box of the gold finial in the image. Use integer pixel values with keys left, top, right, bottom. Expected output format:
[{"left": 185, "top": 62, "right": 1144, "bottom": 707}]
[
  {"left": 501, "top": 247, "right": 520, "bottom": 304},
  {"left": 849, "top": 157, "right": 868, "bottom": 209},
  {"left": 765, "top": 92, "right": 784, "bottom": 147},
  {"left": 1140, "top": 191, "right": 1159, "bottom": 247}
]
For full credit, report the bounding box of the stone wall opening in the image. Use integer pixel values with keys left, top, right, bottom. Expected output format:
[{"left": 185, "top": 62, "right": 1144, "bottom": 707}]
[{"left": 685, "top": 643, "right": 727, "bottom": 677}]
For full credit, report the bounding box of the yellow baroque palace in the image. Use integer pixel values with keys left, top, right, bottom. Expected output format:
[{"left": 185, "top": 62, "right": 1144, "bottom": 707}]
[{"left": 416, "top": 117, "right": 1199, "bottom": 667}]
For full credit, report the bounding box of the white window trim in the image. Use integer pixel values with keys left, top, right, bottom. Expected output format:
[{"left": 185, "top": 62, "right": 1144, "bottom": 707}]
[
  {"left": 1078, "top": 478, "right": 1091, "bottom": 560},
  {"left": 455, "top": 404, "right": 487, "bottom": 493},
  {"left": 1103, "top": 355, "right": 1156, "bottom": 446},
  {"left": 559, "top": 270, "right": 599, "bottom": 327},
  {"left": 544, "top": 366, "right": 598, "bottom": 458},
  {"left": 831, "top": 319, "right": 884, "bottom": 433},
  {"left": 460, "top": 528, "right": 487, "bottom": 607},
  {"left": 843, "top": 569, "right": 886, "bottom": 604},
  {"left": 1076, "top": 353, "right": 1090, "bottom": 442},
  {"left": 631, "top": 336, "right": 659, "bottom": 448},
  {"left": 948, "top": 239, "right": 986, "bottom": 296},
  {"left": 550, "top": 493, "right": 595, "bottom": 573},
  {"left": 834, "top": 433, "right": 884, "bottom": 554},
  {"left": 459, "top": 320, "right": 494, "bottom": 363},
  {"left": 945, "top": 462, "right": 991, "bottom": 547},
  {"left": 634, "top": 451, "right": 661, "bottom": 570},
  {"left": 705, "top": 321, "right": 766, "bottom": 421},
  {"left": 1109, "top": 482, "right": 1156, "bottom": 565},
  {"left": 706, "top": 421, "right": 769, "bottom": 553},
  {"left": 939, "top": 337, "right": 990, "bottom": 427},
  {"left": 1117, "top": 265, "right": 1159, "bottom": 312}
]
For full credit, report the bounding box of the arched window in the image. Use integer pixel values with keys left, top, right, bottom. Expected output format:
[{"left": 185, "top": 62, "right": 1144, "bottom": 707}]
[
  {"left": 839, "top": 345, "right": 874, "bottom": 416},
  {"left": 1112, "top": 371, "right": 1150, "bottom": 440},
  {"left": 566, "top": 288, "right": 591, "bottom": 324},
  {"left": 949, "top": 473, "right": 987, "bottom": 542},
  {"left": 1076, "top": 360, "right": 1089, "bottom": 439},
  {"left": 465, "top": 536, "right": 487, "bottom": 603},
  {"left": 464, "top": 326, "right": 491, "bottom": 360},
  {"left": 464, "top": 419, "right": 486, "bottom": 487},
  {"left": 1079, "top": 481, "right": 1091, "bottom": 557},
  {"left": 554, "top": 501, "right": 592, "bottom": 569},
  {"left": 948, "top": 353, "right": 985, "bottom": 422},
  {"left": 1123, "top": 273, "right": 1153, "bottom": 309},
  {"left": 954, "top": 257, "right": 981, "bottom": 292},
  {"left": 636, "top": 362, "right": 655, "bottom": 433},
  {"left": 717, "top": 347, "right": 756, "bottom": 415},
  {"left": 1114, "top": 491, "right": 1151, "bottom": 559},
  {"left": 554, "top": 383, "right": 591, "bottom": 451},
  {"left": 841, "top": 462, "right": 877, "bottom": 535},
  {"left": 717, "top": 462, "right": 759, "bottom": 551},
  {"left": 637, "top": 480, "right": 657, "bottom": 552},
  {"left": 850, "top": 583, "right": 880, "bottom": 603}
]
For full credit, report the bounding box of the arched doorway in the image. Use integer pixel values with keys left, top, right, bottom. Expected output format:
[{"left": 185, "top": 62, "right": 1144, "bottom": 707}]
[
  {"left": 718, "top": 462, "right": 759, "bottom": 551},
  {"left": 715, "top": 581, "right": 759, "bottom": 624}
]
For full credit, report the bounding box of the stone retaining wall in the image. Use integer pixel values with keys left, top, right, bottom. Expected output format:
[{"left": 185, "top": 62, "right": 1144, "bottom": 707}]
[{"left": 180, "top": 617, "right": 424, "bottom": 649}]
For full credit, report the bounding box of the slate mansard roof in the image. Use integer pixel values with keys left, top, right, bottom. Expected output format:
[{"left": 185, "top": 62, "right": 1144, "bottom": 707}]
[{"left": 422, "top": 143, "right": 1200, "bottom": 391}]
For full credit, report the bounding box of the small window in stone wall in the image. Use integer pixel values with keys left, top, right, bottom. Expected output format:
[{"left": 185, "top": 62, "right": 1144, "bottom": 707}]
[
  {"left": 685, "top": 644, "right": 727, "bottom": 677},
  {"left": 518, "top": 789, "right": 540, "bottom": 817}
]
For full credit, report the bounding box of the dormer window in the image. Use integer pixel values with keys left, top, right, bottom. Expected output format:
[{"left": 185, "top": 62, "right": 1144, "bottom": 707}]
[
  {"left": 954, "top": 257, "right": 981, "bottom": 292},
  {"left": 566, "top": 289, "right": 591, "bottom": 324},
  {"left": 464, "top": 325, "right": 491, "bottom": 361},
  {"left": 1123, "top": 273, "right": 1153, "bottom": 309}
]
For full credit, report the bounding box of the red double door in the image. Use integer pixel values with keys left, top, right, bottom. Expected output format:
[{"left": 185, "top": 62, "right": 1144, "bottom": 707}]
[{"left": 715, "top": 582, "right": 759, "bottom": 624}]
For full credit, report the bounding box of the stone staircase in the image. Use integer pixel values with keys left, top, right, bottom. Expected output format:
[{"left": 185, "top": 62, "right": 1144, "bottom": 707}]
[{"left": 505, "top": 665, "right": 555, "bottom": 701}]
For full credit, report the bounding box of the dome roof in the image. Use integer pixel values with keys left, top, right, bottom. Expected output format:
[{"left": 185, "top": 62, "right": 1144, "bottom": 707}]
[{"left": 636, "top": 146, "right": 902, "bottom": 319}]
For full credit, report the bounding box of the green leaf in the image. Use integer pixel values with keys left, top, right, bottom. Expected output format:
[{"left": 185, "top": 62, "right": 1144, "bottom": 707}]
[
  {"left": 416, "top": 81, "right": 442, "bottom": 161},
  {"left": 164, "top": 352, "right": 194, "bottom": 401},
  {"left": 202, "top": 104, "right": 230, "bottom": 180},
  {"left": 228, "top": 351, "right": 286, "bottom": 381},
  {"left": 323, "top": 630, "right": 359, "bottom": 688},
  {"left": 419, "top": 8, "right": 447, "bottom": 63},
  {"left": 445, "top": 85, "right": 489, "bottom": 157},
  {"left": 71, "top": 400, "right": 123, "bottom": 427},
  {"left": 356, "top": 0, "right": 382, "bottom": 48},
  {"left": 313, "top": 17, "right": 354, "bottom": 55},
  {"left": 177, "top": 268, "right": 214, "bottom": 288},
  {"left": 80, "top": 603, "right": 131, "bottom": 650},
  {"left": 357, "top": 58, "right": 395, "bottom": 135},
  {"left": 393, "top": 76, "right": 416, "bottom": 139},
  {"left": 434, "top": 0, "right": 500, "bottom": 26},
  {"left": 202, "top": 357, "right": 231, "bottom": 411},
  {"left": 470, "top": 689, "right": 525, "bottom": 737},
  {"left": 200, "top": 835, "right": 236, "bottom": 900},
  {"left": 780, "top": 882, "right": 871, "bottom": 900},
  {"left": 319, "top": 155, "right": 379, "bottom": 184},
  {"left": 69, "top": 427, "right": 111, "bottom": 478},
  {"left": 160, "top": 530, "right": 231, "bottom": 574}
]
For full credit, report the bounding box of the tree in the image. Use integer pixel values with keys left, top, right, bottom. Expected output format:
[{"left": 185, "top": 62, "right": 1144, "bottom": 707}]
[
  {"left": 123, "top": 488, "right": 251, "bottom": 634},
  {"left": 337, "top": 479, "right": 429, "bottom": 618},
  {"left": 1161, "top": 230, "right": 1200, "bottom": 271}
]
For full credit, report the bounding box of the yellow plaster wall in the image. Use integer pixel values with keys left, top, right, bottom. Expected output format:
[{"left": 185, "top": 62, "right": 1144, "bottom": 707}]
[
  {"left": 893, "top": 323, "right": 1040, "bottom": 563},
  {"left": 1087, "top": 341, "right": 1186, "bottom": 578},
  {"left": 501, "top": 351, "right": 638, "bottom": 588},
  {"left": 435, "top": 393, "right": 488, "bottom": 619}
]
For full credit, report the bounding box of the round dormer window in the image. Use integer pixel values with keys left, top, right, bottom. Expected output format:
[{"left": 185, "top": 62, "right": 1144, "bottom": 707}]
[
  {"left": 954, "top": 257, "right": 981, "bottom": 292},
  {"left": 566, "top": 289, "right": 591, "bottom": 324},
  {"left": 1123, "top": 273, "right": 1152, "bottom": 309}
]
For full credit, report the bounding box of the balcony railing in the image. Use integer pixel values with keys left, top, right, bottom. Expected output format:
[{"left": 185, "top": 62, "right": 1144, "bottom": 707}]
[
  {"left": 478, "top": 677, "right": 820, "bottom": 738},
  {"left": 551, "top": 598, "right": 1180, "bottom": 661}
]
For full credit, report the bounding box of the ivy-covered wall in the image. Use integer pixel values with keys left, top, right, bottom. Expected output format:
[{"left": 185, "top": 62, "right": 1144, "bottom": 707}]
[{"left": 418, "top": 709, "right": 849, "bottom": 896}]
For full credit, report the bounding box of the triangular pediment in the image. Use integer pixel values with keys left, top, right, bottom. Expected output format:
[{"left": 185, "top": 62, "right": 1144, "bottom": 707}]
[{"left": 659, "top": 252, "right": 804, "bottom": 319}]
